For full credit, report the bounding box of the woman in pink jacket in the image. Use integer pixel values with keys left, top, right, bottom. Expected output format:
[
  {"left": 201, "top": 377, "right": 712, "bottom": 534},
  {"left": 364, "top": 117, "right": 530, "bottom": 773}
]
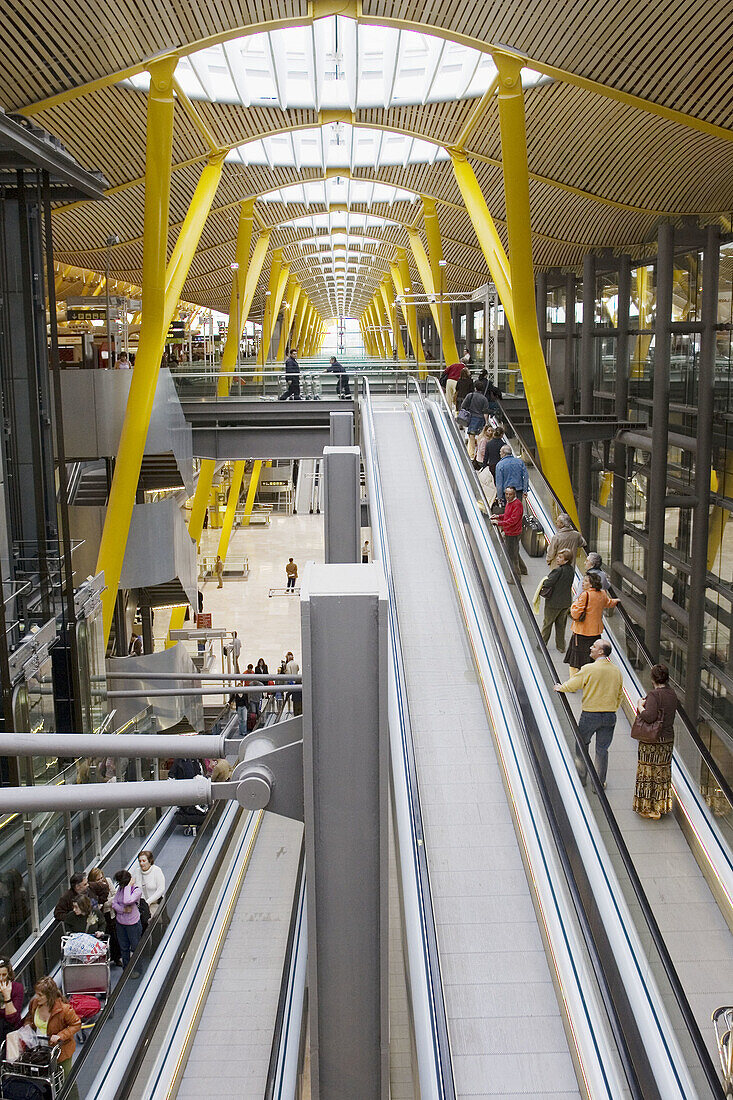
[{"left": 111, "top": 869, "right": 143, "bottom": 973}]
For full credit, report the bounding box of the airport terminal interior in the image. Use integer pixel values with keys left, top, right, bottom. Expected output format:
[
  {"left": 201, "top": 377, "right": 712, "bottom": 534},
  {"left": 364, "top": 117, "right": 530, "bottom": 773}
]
[{"left": 1, "top": 1, "right": 733, "bottom": 1098}]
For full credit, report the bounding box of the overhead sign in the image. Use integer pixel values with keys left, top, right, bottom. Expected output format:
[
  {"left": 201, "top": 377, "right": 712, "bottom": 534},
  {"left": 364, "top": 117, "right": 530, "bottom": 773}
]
[
  {"left": 66, "top": 307, "right": 107, "bottom": 321},
  {"left": 196, "top": 613, "right": 212, "bottom": 629}
]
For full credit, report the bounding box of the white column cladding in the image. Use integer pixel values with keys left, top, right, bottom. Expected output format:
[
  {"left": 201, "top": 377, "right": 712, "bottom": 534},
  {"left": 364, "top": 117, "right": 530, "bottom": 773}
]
[
  {"left": 322, "top": 445, "right": 361, "bottom": 563},
  {"left": 300, "top": 562, "right": 389, "bottom": 1100}
]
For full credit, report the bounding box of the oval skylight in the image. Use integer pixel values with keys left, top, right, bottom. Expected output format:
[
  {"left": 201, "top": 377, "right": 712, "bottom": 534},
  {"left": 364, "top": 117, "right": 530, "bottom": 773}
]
[{"left": 226, "top": 125, "right": 447, "bottom": 170}]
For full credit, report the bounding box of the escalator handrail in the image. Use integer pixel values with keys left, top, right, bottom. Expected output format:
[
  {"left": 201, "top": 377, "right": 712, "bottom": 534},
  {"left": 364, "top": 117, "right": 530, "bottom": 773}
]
[
  {"left": 492, "top": 396, "right": 733, "bottom": 812},
  {"left": 360, "top": 377, "right": 456, "bottom": 1100},
  {"left": 264, "top": 837, "right": 306, "bottom": 1100},
  {"left": 421, "top": 377, "right": 726, "bottom": 1100}
]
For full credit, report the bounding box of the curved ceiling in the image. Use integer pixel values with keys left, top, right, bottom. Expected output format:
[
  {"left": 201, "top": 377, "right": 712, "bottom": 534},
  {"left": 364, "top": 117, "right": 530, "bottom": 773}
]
[{"left": 9, "top": 3, "right": 733, "bottom": 323}]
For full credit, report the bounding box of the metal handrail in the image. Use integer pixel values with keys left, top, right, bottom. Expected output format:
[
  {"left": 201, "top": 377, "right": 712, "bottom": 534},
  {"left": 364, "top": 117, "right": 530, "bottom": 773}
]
[
  {"left": 495, "top": 400, "right": 733, "bottom": 814},
  {"left": 422, "top": 375, "right": 726, "bottom": 1100}
]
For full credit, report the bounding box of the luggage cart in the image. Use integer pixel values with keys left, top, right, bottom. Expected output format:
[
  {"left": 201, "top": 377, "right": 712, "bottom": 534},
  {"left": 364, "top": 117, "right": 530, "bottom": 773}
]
[
  {"left": 60, "top": 935, "right": 110, "bottom": 999},
  {"left": 713, "top": 1007, "right": 733, "bottom": 1097},
  {"left": 0, "top": 1040, "right": 64, "bottom": 1099}
]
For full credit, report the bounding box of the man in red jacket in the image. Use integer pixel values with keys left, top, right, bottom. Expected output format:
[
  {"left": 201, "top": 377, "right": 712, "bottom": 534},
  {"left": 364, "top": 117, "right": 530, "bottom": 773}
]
[
  {"left": 441, "top": 361, "right": 464, "bottom": 411},
  {"left": 491, "top": 486, "right": 527, "bottom": 576}
]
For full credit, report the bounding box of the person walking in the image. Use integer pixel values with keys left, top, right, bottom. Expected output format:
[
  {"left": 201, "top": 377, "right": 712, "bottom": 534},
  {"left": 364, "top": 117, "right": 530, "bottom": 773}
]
[
  {"left": 632, "top": 663, "right": 678, "bottom": 819},
  {"left": 133, "top": 850, "right": 165, "bottom": 917},
  {"left": 555, "top": 639, "right": 624, "bottom": 787},
  {"left": 455, "top": 366, "right": 474, "bottom": 411},
  {"left": 495, "top": 445, "right": 529, "bottom": 502},
  {"left": 215, "top": 555, "right": 224, "bottom": 588},
  {"left": 230, "top": 630, "right": 241, "bottom": 672},
  {"left": 565, "top": 573, "right": 619, "bottom": 673},
  {"left": 545, "top": 514, "right": 586, "bottom": 569},
  {"left": 585, "top": 551, "right": 611, "bottom": 591},
  {"left": 540, "top": 548, "right": 575, "bottom": 650},
  {"left": 362, "top": 539, "right": 370, "bottom": 563},
  {"left": 460, "top": 388, "right": 490, "bottom": 459},
  {"left": 54, "top": 872, "right": 106, "bottom": 924},
  {"left": 23, "top": 976, "right": 81, "bottom": 1085},
  {"left": 285, "top": 558, "right": 298, "bottom": 592},
  {"left": 327, "top": 356, "right": 351, "bottom": 398},
  {"left": 229, "top": 682, "right": 248, "bottom": 735},
  {"left": 88, "top": 866, "right": 122, "bottom": 966},
  {"left": 440, "top": 361, "right": 464, "bottom": 411},
  {"left": 111, "top": 869, "right": 143, "bottom": 974},
  {"left": 279, "top": 346, "right": 301, "bottom": 401},
  {"left": 484, "top": 426, "right": 506, "bottom": 479},
  {"left": 491, "top": 486, "right": 527, "bottom": 576}
]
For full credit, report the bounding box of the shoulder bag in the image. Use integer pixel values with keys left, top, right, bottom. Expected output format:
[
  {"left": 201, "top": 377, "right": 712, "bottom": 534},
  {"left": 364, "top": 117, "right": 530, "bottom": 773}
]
[
  {"left": 630, "top": 690, "right": 664, "bottom": 744},
  {"left": 575, "top": 593, "right": 589, "bottom": 622},
  {"left": 539, "top": 575, "right": 556, "bottom": 600}
]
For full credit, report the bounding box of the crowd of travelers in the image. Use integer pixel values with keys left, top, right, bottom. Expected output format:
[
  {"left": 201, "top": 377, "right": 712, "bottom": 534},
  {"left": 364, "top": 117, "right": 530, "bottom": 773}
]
[{"left": 443, "top": 352, "right": 678, "bottom": 822}]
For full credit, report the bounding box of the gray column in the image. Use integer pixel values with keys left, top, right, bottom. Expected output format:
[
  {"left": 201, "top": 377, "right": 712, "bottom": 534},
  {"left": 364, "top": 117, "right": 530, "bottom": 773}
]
[
  {"left": 300, "top": 563, "right": 389, "bottom": 1100},
  {"left": 685, "top": 227, "right": 719, "bottom": 717},
  {"left": 330, "top": 411, "right": 354, "bottom": 447},
  {"left": 578, "top": 253, "right": 596, "bottom": 538},
  {"left": 611, "top": 256, "right": 631, "bottom": 589},
  {"left": 645, "top": 223, "right": 674, "bottom": 659},
  {"left": 564, "top": 273, "right": 575, "bottom": 416},
  {"left": 323, "top": 446, "right": 361, "bottom": 563},
  {"left": 536, "top": 270, "right": 547, "bottom": 359}
]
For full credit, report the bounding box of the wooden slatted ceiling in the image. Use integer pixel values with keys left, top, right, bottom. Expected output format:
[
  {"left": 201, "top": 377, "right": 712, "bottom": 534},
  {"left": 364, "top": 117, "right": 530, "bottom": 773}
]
[{"left": 20, "top": 5, "right": 733, "bottom": 320}]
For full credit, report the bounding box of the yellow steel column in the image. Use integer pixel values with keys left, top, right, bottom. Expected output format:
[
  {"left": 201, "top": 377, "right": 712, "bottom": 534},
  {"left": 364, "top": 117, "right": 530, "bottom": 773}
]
[
  {"left": 166, "top": 216, "right": 270, "bottom": 643},
  {"left": 96, "top": 55, "right": 178, "bottom": 642},
  {"left": 375, "top": 294, "right": 393, "bottom": 357},
  {"left": 164, "top": 151, "right": 225, "bottom": 322},
  {"left": 391, "top": 253, "right": 425, "bottom": 371},
  {"left": 277, "top": 277, "right": 301, "bottom": 361},
  {"left": 707, "top": 451, "right": 733, "bottom": 571},
  {"left": 256, "top": 249, "right": 283, "bottom": 381},
  {"left": 488, "top": 49, "right": 577, "bottom": 522},
  {"left": 368, "top": 299, "right": 387, "bottom": 360},
  {"left": 407, "top": 229, "right": 441, "bottom": 332},
  {"left": 380, "top": 277, "right": 406, "bottom": 362},
  {"left": 295, "top": 297, "right": 310, "bottom": 350},
  {"left": 421, "top": 196, "right": 461, "bottom": 365},
  {"left": 216, "top": 461, "right": 245, "bottom": 562},
  {"left": 304, "top": 308, "right": 318, "bottom": 358},
  {"left": 242, "top": 461, "right": 263, "bottom": 526}
]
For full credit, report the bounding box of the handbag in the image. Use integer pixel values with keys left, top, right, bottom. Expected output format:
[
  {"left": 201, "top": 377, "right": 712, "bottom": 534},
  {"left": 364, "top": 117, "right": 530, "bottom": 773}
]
[
  {"left": 630, "top": 691, "right": 664, "bottom": 744},
  {"left": 539, "top": 576, "right": 555, "bottom": 600},
  {"left": 457, "top": 408, "right": 470, "bottom": 425},
  {"left": 575, "top": 594, "right": 589, "bottom": 622},
  {"left": 138, "top": 896, "right": 151, "bottom": 930}
]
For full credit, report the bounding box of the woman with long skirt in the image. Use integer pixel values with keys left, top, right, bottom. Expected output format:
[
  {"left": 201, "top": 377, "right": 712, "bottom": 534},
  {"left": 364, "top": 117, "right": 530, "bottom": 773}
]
[{"left": 633, "top": 663, "right": 678, "bottom": 819}]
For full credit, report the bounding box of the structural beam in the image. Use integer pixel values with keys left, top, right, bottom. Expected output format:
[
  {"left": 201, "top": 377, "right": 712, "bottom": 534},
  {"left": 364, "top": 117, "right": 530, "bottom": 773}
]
[
  {"left": 407, "top": 229, "right": 441, "bottom": 332},
  {"left": 241, "top": 461, "right": 262, "bottom": 526},
  {"left": 216, "top": 461, "right": 245, "bottom": 562},
  {"left": 478, "top": 52, "right": 577, "bottom": 522},
  {"left": 277, "top": 277, "right": 301, "bottom": 361},
  {"left": 323, "top": 447, "right": 361, "bottom": 564},
  {"left": 96, "top": 56, "right": 178, "bottom": 642},
  {"left": 380, "top": 277, "right": 406, "bottom": 362},
  {"left": 421, "top": 196, "right": 460, "bottom": 364},
  {"left": 392, "top": 249, "right": 426, "bottom": 372}
]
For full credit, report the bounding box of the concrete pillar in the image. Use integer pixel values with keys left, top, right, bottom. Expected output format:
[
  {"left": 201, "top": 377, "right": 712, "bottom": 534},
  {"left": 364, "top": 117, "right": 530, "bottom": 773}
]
[
  {"left": 330, "top": 411, "right": 354, "bottom": 447},
  {"left": 300, "top": 562, "right": 389, "bottom": 1100},
  {"left": 323, "top": 446, "right": 361, "bottom": 564}
]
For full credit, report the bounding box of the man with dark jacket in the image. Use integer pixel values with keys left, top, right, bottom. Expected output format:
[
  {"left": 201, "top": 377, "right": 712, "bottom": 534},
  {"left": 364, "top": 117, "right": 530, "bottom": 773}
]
[
  {"left": 540, "top": 548, "right": 574, "bottom": 649},
  {"left": 327, "top": 356, "right": 351, "bottom": 398},
  {"left": 54, "top": 873, "right": 107, "bottom": 923},
  {"left": 279, "top": 347, "right": 300, "bottom": 401}
]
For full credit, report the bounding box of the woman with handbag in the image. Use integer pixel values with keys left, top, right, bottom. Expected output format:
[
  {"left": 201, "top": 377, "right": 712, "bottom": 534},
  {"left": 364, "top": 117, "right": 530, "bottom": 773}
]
[
  {"left": 564, "top": 573, "right": 618, "bottom": 673},
  {"left": 632, "top": 664, "right": 678, "bottom": 819},
  {"left": 540, "top": 549, "right": 574, "bottom": 650}
]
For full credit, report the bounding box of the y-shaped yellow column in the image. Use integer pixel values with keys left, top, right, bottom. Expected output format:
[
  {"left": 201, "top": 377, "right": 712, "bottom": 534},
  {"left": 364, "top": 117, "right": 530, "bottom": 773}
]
[
  {"left": 277, "top": 277, "right": 301, "bottom": 362},
  {"left": 391, "top": 251, "right": 426, "bottom": 374},
  {"left": 421, "top": 196, "right": 461, "bottom": 365},
  {"left": 380, "top": 277, "right": 405, "bottom": 362}
]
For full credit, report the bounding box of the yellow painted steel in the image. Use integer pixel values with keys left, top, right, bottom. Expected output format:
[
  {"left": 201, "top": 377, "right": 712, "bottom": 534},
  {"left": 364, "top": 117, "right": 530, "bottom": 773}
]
[
  {"left": 164, "top": 152, "right": 225, "bottom": 324},
  {"left": 380, "top": 278, "right": 406, "bottom": 361},
  {"left": 407, "top": 230, "right": 442, "bottom": 332},
  {"left": 366, "top": 300, "right": 386, "bottom": 360},
  {"left": 96, "top": 56, "right": 178, "bottom": 642},
  {"left": 393, "top": 249, "right": 426, "bottom": 372},
  {"left": 372, "top": 296, "right": 392, "bottom": 357},
  {"left": 631, "top": 265, "right": 652, "bottom": 380},
  {"left": 483, "top": 50, "right": 577, "bottom": 524},
  {"left": 359, "top": 316, "right": 374, "bottom": 357},
  {"left": 421, "top": 196, "right": 461, "bottom": 365},
  {"left": 171, "top": 77, "right": 222, "bottom": 154},
  {"left": 286, "top": 290, "right": 303, "bottom": 355},
  {"left": 295, "top": 298, "right": 311, "bottom": 350},
  {"left": 277, "top": 278, "right": 301, "bottom": 360},
  {"left": 256, "top": 250, "right": 285, "bottom": 379},
  {"left": 242, "top": 461, "right": 263, "bottom": 525},
  {"left": 599, "top": 470, "right": 612, "bottom": 508},
  {"left": 707, "top": 450, "right": 733, "bottom": 572},
  {"left": 217, "top": 461, "right": 246, "bottom": 560},
  {"left": 455, "top": 75, "right": 500, "bottom": 151}
]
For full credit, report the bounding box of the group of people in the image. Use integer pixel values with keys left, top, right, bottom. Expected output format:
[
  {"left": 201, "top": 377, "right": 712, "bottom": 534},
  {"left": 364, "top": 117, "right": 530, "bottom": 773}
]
[
  {"left": 228, "top": 651, "right": 300, "bottom": 734},
  {"left": 0, "top": 964, "right": 80, "bottom": 1085},
  {"left": 447, "top": 370, "right": 677, "bottom": 822},
  {"left": 54, "top": 854, "right": 165, "bottom": 974}
]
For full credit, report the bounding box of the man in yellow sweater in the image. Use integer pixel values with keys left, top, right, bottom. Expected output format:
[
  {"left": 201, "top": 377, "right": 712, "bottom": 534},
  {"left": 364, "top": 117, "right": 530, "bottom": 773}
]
[{"left": 554, "top": 639, "right": 623, "bottom": 787}]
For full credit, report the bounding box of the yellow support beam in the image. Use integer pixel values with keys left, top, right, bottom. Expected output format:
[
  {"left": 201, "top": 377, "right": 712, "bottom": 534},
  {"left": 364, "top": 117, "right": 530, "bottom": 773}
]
[
  {"left": 407, "top": 229, "right": 442, "bottom": 332},
  {"left": 217, "top": 462, "right": 246, "bottom": 561},
  {"left": 256, "top": 251, "right": 288, "bottom": 379},
  {"left": 96, "top": 56, "right": 178, "bottom": 643},
  {"left": 455, "top": 75, "right": 500, "bottom": 151},
  {"left": 242, "top": 461, "right": 263, "bottom": 525},
  {"left": 707, "top": 451, "right": 733, "bottom": 572},
  {"left": 488, "top": 49, "right": 578, "bottom": 524},
  {"left": 164, "top": 151, "right": 225, "bottom": 324},
  {"left": 369, "top": 298, "right": 389, "bottom": 360},
  {"left": 171, "top": 77, "right": 223, "bottom": 155},
  {"left": 421, "top": 196, "right": 461, "bottom": 365},
  {"left": 371, "top": 296, "right": 391, "bottom": 358},
  {"left": 380, "top": 276, "right": 406, "bottom": 362},
  {"left": 277, "top": 277, "right": 301, "bottom": 361},
  {"left": 295, "top": 298, "right": 311, "bottom": 351},
  {"left": 392, "top": 249, "right": 426, "bottom": 372}
]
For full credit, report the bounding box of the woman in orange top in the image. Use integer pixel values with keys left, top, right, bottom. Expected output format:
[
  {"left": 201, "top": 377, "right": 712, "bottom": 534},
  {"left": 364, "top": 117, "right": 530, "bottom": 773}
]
[
  {"left": 564, "top": 573, "right": 619, "bottom": 673},
  {"left": 23, "top": 975, "right": 81, "bottom": 1081}
]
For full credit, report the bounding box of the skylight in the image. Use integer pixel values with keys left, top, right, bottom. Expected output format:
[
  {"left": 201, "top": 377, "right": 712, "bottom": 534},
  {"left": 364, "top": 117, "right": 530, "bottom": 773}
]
[
  {"left": 123, "top": 19, "right": 544, "bottom": 111},
  {"left": 225, "top": 125, "right": 447, "bottom": 170},
  {"left": 259, "top": 179, "right": 417, "bottom": 207}
]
